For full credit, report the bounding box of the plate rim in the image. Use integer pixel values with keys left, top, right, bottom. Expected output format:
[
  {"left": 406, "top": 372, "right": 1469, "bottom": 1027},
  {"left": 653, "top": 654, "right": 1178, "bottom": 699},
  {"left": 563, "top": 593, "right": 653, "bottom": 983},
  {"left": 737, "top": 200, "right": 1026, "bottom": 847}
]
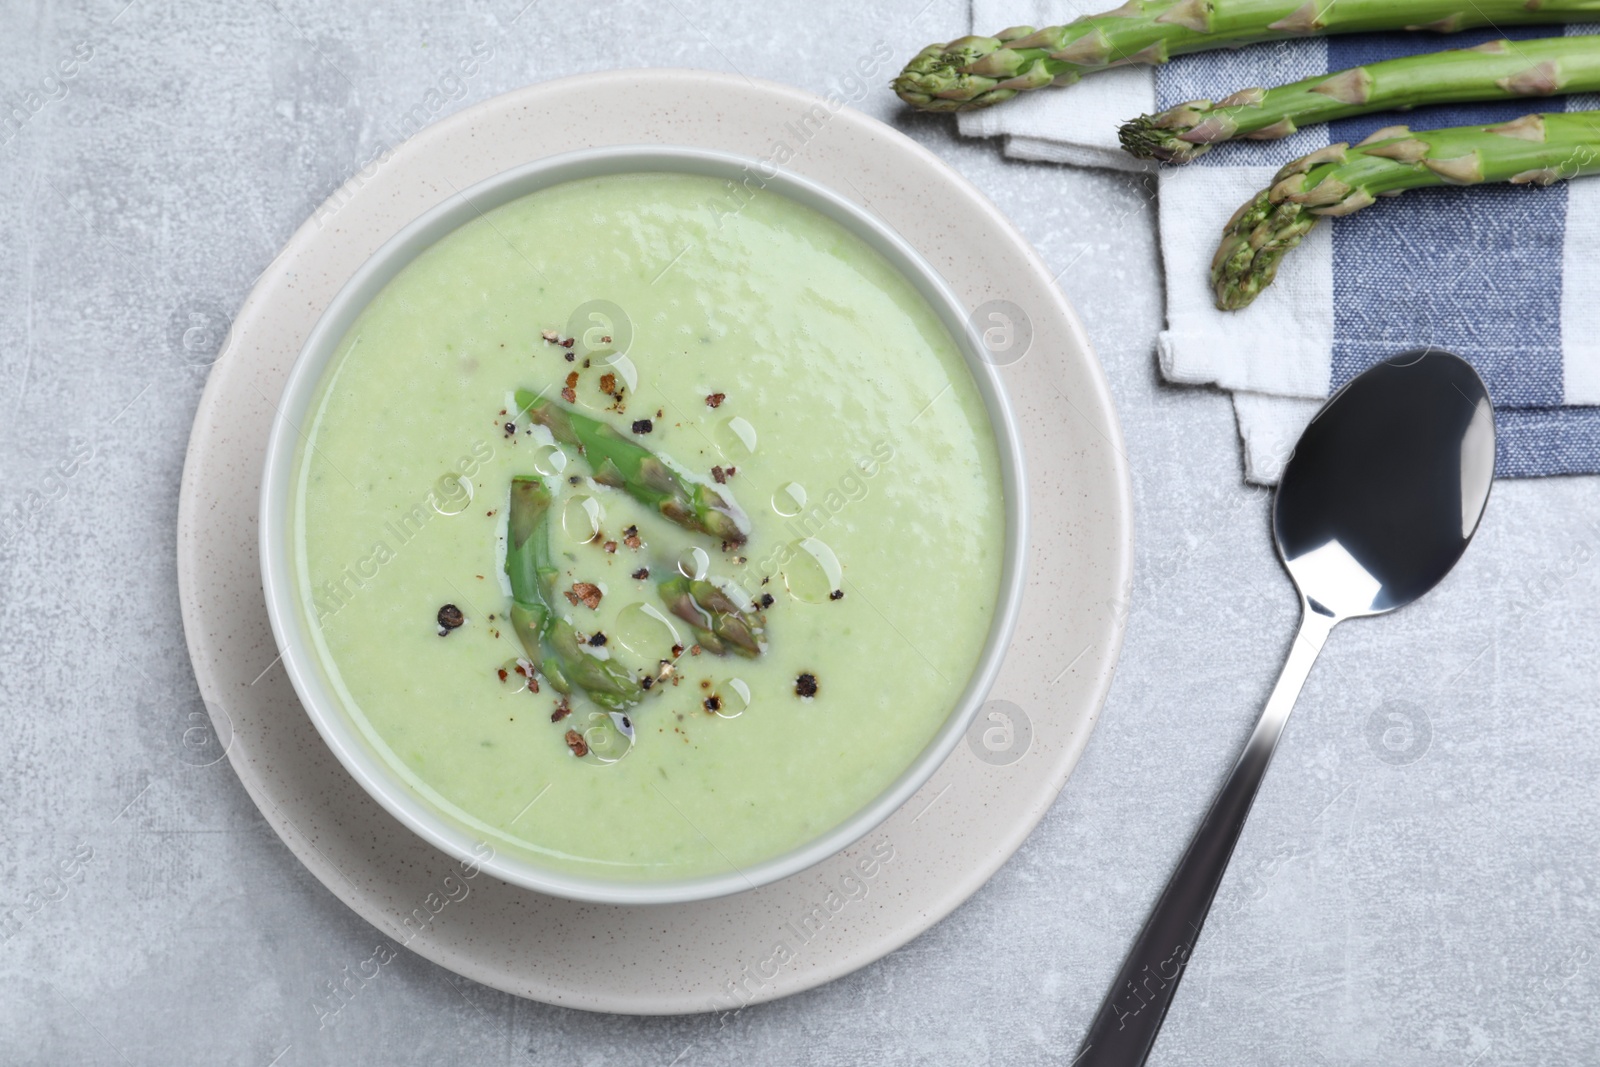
[{"left": 177, "top": 66, "right": 1134, "bottom": 1015}]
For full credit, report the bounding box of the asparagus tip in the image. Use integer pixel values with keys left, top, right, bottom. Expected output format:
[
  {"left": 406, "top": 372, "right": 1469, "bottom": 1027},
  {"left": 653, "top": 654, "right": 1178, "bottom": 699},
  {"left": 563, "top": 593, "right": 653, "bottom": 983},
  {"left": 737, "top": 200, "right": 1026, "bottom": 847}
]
[
  {"left": 1118, "top": 115, "right": 1209, "bottom": 163},
  {"left": 507, "top": 475, "right": 553, "bottom": 551},
  {"left": 892, "top": 36, "right": 1023, "bottom": 112},
  {"left": 1209, "top": 190, "right": 1318, "bottom": 311}
]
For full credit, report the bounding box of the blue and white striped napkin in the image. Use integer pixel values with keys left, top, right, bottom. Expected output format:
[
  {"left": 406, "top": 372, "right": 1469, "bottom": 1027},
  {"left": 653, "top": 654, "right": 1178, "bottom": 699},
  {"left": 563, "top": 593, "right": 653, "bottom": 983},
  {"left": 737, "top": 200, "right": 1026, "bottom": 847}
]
[{"left": 957, "top": 2, "right": 1600, "bottom": 481}]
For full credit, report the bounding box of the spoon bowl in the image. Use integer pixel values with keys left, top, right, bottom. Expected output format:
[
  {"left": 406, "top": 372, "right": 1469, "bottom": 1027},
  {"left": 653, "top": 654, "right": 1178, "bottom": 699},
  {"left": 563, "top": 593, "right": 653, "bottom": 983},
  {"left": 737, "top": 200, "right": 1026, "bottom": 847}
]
[
  {"left": 1077, "top": 349, "right": 1494, "bottom": 1066},
  {"left": 1276, "top": 350, "right": 1496, "bottom": 620}
]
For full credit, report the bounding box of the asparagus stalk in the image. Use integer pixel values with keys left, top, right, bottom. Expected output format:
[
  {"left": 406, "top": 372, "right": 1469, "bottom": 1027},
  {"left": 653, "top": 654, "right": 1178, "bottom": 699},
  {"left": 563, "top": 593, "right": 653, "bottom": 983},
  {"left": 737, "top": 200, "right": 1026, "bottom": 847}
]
[
  {"left": 506, "top": 475, "right": 642, "bottom": 711},
  {"left": 893, "top": 0, "right": 1600, "bottom": 113},
  {"left": 1211, "top": 111, "right": 1600, "bottom": 310},
  {"left": 658, "top": 576, "right": 765, "bottom": 657},
  {"left": 1124, "top": 37, "right": 1600, "bottom": 163},
  {"left": 515, "top": 390, "right": 747, "bottom": 546}
]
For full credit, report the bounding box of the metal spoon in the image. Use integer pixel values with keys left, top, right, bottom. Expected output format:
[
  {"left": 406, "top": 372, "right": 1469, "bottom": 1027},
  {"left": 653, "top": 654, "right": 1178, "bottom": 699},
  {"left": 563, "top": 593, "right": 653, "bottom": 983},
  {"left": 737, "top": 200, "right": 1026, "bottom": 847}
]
[{"left": 1076, "top": 349, "right": 1496, "bottom": 1066}]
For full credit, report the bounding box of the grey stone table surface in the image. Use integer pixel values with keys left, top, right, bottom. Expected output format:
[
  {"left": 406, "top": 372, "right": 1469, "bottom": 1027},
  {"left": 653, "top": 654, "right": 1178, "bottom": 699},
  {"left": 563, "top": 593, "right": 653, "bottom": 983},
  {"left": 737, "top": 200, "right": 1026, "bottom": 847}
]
[{"left": 4, "top": 1, "right": 1599, "bottom": 1064}]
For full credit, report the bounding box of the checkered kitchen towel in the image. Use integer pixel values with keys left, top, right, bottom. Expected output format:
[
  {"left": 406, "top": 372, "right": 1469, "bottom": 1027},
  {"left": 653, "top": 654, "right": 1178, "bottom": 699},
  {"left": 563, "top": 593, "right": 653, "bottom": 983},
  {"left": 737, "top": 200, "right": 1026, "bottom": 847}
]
[{"left": 956, "top": 2, "right": 1600, "bottom": 481}]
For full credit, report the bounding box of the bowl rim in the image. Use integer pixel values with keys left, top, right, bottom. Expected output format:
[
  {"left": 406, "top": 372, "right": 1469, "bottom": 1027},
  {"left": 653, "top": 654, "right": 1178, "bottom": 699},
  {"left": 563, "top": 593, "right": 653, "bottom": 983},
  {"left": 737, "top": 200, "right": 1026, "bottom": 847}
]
[{"left": 258, "top": 143, "right": 1029, "bottom": 905}]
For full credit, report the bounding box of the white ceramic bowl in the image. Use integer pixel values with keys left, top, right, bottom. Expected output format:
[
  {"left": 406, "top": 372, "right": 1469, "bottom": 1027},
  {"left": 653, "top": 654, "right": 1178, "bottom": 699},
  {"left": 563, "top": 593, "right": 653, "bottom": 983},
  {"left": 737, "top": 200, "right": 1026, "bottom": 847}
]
[{"left": 259, "top": 144, "right": 1028, "bottom": 905}]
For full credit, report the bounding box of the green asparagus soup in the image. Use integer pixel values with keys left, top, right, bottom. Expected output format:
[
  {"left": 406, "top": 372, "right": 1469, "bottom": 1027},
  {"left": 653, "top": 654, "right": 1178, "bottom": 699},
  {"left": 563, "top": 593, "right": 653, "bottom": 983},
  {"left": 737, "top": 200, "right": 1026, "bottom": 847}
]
[{"left": 292, "top": 171, "right": 1005, "bottom": 882}]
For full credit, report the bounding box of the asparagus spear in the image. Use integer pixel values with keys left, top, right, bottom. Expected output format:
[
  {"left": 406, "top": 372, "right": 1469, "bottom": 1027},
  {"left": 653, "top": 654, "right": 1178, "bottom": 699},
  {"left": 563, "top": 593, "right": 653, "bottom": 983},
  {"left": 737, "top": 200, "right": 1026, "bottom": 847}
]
[
  {"left": 1124, "top": 37, "right": 1600, "bottom": 163},
  {"left": 1211, "top": 111, "right": 1600, "bottom": 310},
  {"left": 506, "top": 475, "right": 643, "bottom": 711},
  {"left": 893, "top": 0, "right": 1600, "bottom": 113},
  {"left": 658, "top": 576, "right": 765, "bottom": 657},
  {"left": 515, "top": 389, "right": 747, "bottom": 546}
]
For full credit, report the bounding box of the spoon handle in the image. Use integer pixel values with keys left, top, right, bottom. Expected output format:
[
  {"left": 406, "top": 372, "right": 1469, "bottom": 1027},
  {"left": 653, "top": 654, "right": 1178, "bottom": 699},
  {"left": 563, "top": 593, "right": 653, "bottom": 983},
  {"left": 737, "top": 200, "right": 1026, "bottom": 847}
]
[{"left": 1075, "top": 605, "right": 1336, "bottom": 1066}]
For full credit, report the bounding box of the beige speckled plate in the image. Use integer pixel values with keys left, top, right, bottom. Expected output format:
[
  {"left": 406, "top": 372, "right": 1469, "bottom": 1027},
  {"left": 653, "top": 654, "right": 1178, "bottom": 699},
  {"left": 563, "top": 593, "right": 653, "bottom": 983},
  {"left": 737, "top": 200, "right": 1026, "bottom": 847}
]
[{"left": 176, "top": 69, "right": 1132, "bottom": 1015}]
